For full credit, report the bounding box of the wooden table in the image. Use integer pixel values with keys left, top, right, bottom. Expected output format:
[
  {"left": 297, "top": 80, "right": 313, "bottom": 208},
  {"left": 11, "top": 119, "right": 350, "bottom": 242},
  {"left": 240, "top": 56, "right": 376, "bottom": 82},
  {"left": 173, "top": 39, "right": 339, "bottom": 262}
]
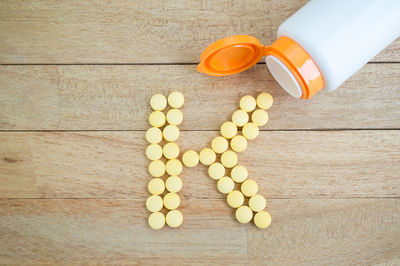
[{"left": 0, "top": 1, "right": 399, "bottom": 264}]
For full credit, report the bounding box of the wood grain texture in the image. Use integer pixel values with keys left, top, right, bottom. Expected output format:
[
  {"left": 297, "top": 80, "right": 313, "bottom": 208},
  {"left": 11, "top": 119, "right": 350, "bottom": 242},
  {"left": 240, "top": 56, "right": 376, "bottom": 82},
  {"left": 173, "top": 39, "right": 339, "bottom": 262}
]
[
  {"left": 1, "top": 64, "right": 399, "bottom": 130},
  {"left": 0, "top": 0, "right": 398, "bottom": 64}
]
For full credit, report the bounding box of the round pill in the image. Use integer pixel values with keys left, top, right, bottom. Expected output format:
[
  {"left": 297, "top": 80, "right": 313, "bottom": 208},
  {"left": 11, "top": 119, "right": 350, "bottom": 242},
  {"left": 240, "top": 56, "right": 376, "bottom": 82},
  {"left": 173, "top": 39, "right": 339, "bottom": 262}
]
[
  {"left": 227, "top": 190, "right": 244, "bottom": 208},
  {"left": 242, "top": 122, "right": 259, "bottom": 140},
  {"left": 221, "top": 150, "right": 238, "bottom": 168},
  {"left": 146, "top": 195, "right": 163, "bottom": 212},
  {"left": 165, "top": 159, "right": 183, "bottom": 176},
  {"left": 182, "top": 150, "right": 199, "bottom": 167},
  {"left": 149, "top": 111, "right": 166, "bottom": 128},
  {"left": 254, "top": 211, "right": 272, "bottom": 229},
  {"left": 199, "top": 148, "right": 216, "bottom": 166},
  {"left": 146, "top": 144, "right": 163, "bottom": 160},
  {"left": 145, "top": 127, "right": 163, "bottom": 144},
  {"left": 252, "top": 109, "right": 269, "bottom": 127},
  {"left": 231, "top": 165, "right": 248, "bottom": 183},
  {"left": 208, "top": 163, "right": 225, "bottom": 180},
  {"left": 256, "top": 92, "right": 273, "bottom": 110},
  {"left": 148, "top": 178, "right": 165, "bottom": 195},
  {"left": 166, "top": 210, "right": 183, "bottom": 228},
  {"left": 239, "top": 95, "right": 256, "bottom": 112},
  {"left": 235, "top": 206, "right": 253, "bottom": 224},
  {"left": 230, "top": 135, "right": 247, "bottom": 153},
  {"left": 249, "top": 194, "right": 267, "bottom": 212},
  {"left": 150, "top": 94, "right": 167, "bottom": 111},
  {"left": 217, "top": 176, "right": 235, "bottom": 194},
  {"left": 220, "top": 121, "right": 237, "bottom": 139},
  {"left": 165, "top": 175, "right": 183, "bottom": 192},
  {"left": 163, "top": 125, "right": 180, "bottom": 142},
  {"left": 163, "top": 142, "right": 180, "bottom": 159},
  {"left": 148, "top": 160, "right": 165, "bottom": 178},
  {"left": 166, "top": 108, "right": 183, "bottom": 125},
  {"left": 211, "top": 136, "right": 229, "bottom": 154},
  {"left": 148, "top": 212, "right": 165, "bottom": 230},
  {"left": 163, "top": 192, "right": 181, "bottom": 210},
  {"left": 232, "top": 110, "right": 249, "bottom": 127},
  {"left": 241, "top": 179, "right": 258, "bottom": 197},
  {"left": 168, "top": 91, "right": 184, "bottom": 108}
]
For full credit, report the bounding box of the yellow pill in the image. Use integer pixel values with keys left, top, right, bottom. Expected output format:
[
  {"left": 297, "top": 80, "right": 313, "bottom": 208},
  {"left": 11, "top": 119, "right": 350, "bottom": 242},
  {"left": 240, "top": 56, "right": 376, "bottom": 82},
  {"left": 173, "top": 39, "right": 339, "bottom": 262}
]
[
  {"left": 166, "top": 210, "right": 183, "bottom": 228},
  {"left": 256, "top": 92, "right": 273, "bottom": 110},
  {"left": 146, "top": 195, "right": 163, "bottom": 212},
  {"left": 239, "top": 95, "right": 256, "bottom": 112},
  {"left": 208, "top": 163, "right": 225, "bottom": 180},
  {"left": 182, "top": 150, "right": 199, "bottom": 167},
  {"left": 241, "top": 179, "right": 258, "bottom": 197},
  {"left": 220, "top": 121, "right": 237, "bottom": 139},
  {"left": 148, "top": 178, "right": 165, "bottom": 195},
  {"left": 166, "top": 108, "right": 183, "bottom": 125},
  {"left": 249, "top": 194, "right": 267, "bottom": 212},
  {"left": 165, "top": 175, "right": 183, "bottom": 192},
  {"left": 163, "top": 192, "right": 181, "bottom": 210},
  {"left": 230, "top": 135, "right": 247, "bottom": 153},
  {"left": 221, "top": 150, "right": 238, "bottom": 168},
  {"left": 235, "top": 206, "right": 253, "bottom": 224},
  {"left": 145, "top": 127, "right": 163, "bottom": 144},
  {"left": 148, "top": 160, "right": 165, "bottom": 178},
  {"left": 149, "top": 111, "right": 166, "bottom": 128},
  {"left": 242, "top": 122, "right": 259, "bottom": 140},
  {"left": 163, "top": 142, "right": 180, "bottom": 159},
  {"left": 165, "top": 159, "right": 183, "bottom": 176},
  {"left": 148, "top": 212, "right": 165, "bottom": 230},
  {"left": 211, "top": 136, "right": 229, "bottom": 154},
  {"left": 168, "top": 91, "right": 184, "bottom": 108},
  {"left": 163, "top": 125, "right": 180, "bottom": 142},
  {"left": 231, "top": 165, "right": 248, "bottom": 183},
  {"left": 217, "top": 176, "right": 235, "bottom": 194},
  {"left": 232, "top": 109, "right": 249, "bottom": 127},
  {"left": 146, "top": 144, "right": 163, "bottom": 160},
  {"left": 227, "top": 190, "right": 244, "bottom": 208},
  {"left": 254, "top": 211, "right": 272, "bottom": 229},
  {"left": 150, "top": 93, "right": 167, "bottom": 111},
  {"left": 252, "top": 109, "right": 269, "bottom": 126},
  {"left": 199, "top": 148, "right": 216, "bottom": 166}
]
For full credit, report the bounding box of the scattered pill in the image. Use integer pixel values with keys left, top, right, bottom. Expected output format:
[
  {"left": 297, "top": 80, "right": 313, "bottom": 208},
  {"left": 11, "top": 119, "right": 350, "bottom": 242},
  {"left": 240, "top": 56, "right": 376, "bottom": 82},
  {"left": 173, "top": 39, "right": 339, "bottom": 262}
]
[
  {"left": 221, "top": 150, "right": 238, "bottom": 168},
  {"left": 217, "top": 176, "right": 235, "bottom": 194},
  {"left": 163, "top": 192, "right": 181, "bottom": 210},
  {"left": 166, "top": 175, "right": 183, "bottom": 192},
  {"left": 256, "top": 92, "right": 273, "bottom": 110},
  {"left": 252, "top": 109, "right": 269, "bottom": 126},
  {"left": 148, "top": 178, "right": 165, "bottom": 195},
  {"left": 235, "top": 206, "right": 253, "bottom": 223},
  {"left": 149, "top": 111, "right": 166, "bottom": 128},
  {"left": 208, "top": 162, "right": 225, "bottom": 180},
  {"left": 199, "top": 148, "right": 216, "bottom": 165},
  {"left": 254, "top": 211, "right": 272, "bottom": 229},
  {"left": 148, "top": 212, "right": 165, "bottom": 230},
  {"left": 163, "top": 142, "right": 180, "bottom": 159},
  {"left": 227, "top": 190, "right": 244, "bottom": 208},
  {"left": 241, "top": 179, "right": 258, "bottom": 197},
  {"left": 230, "top": 135, "right": 247, "bottom": 153},
  {"left": 146, "top": 144, "right": 163, "bottom": 160},
  {"left": 145, "top": 127, "right": 163, "bottom": 144},
  {"left": 168, "top": 91, "right": 185, "bottom": 108},
  {"left": 220, "top": 121, "right": 237, "bottom": 139},
  {"left": 165, "top": 159, "right": 183, "bottom": 176},
  {"left": 249, "top": 194, "right": 267, "bottom": 212},
  {"left": 182, "top": 150, "right": 199, "bottom": 167},
  {"left": 150, "top": 94, "right": 167, "bottom": 111},
  {"left": 148, "top": 160, "right": 166, "bottom": 178},
  {"left": 146, "top": 195, "right": 163, "bottom": 212},
  {"left": 231, "top": 165, "right": 248, "bottom": 183},
  {"left": 163, "top": 125, "right": 180, "bottom": 142},
  {"left": 211, "top": 136, "right": 229, "bottom": 154},
  {"left": 242, "top": 122, "right": 259, "bottom": 140},
  {"left": 166, "top": 108, "right": 183, "bottom": 125},
  {"left": 232, "top": 109, "right": 249, "bottom": 127},
  {"left": 239, "top": 95, "right": 256, "bottom": 112},
  {"left": 166, "top": 210, "right": 183, "bottom": 228}
]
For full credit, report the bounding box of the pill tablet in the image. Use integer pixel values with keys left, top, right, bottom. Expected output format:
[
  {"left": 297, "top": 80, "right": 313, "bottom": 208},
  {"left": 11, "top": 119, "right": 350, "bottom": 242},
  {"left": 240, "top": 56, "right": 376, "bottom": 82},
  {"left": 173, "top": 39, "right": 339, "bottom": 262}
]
[
  {"left": 254, "top": 211, "right": 272, "bottom": 229},
  {"left": 220, "top": 121, "right": 237, "bottom": 139},
  {"left": 230, "top": 135, "right": 247, "bottom": 153},
  {"left": 239, "top": 95, "right": 256, "bottom": 112},
  {"left": 166, "top": 109, "right": 183, "bottom": 125},
  {"left": 163, "top": 192, "right": 181, "bottom": 210},
  {"left": 168, "top": 91, "right": 185, "bottom": 108},
  {"left": 163, "top": 142, "right": 180, "bottom": 159},
  {"left": 165, "top": 159, "right": 183, "bottom": 176},
  {"left": 182, "top": 150, "right": 199, "bottom": 167},
  {"left": 249, "top": 194, "right": 267, "bottom": 212},
  {"left": 217, "top": 176, "right": 235, "bottom": 194},
  {"left": 199, "top": 148, "right": 216, "bottom": 165},
  {"left": 148, "top": 160, "right": 165, "bottom": 178},
  {"left": 208, "top": 162, "right": 225, "bottom": 180},
  {"left": 235, "top": 206, "right": 253, "bottom": 223},
  {"left": 150, "top": 94, "right": 167, "bottom": 111},
  {"left": 146, "top": 195, "right": 163, "bottom": 212},
  {"left": 148, "top": 178, "right": 165, "bottom": 195},
  {"left": 146, "top": 144, "right": 163, "bottom": 160},
  {"left": 232, "top": 110, "right": 249, "bottom": 127},
  {"left": 252, "top": 109, "right": 269, "bottom": 126},
  {"left": 227, "top": 190, "right": 244, "bottom": 208},
  {"left": 242, "top": 122, "right": 259, "bottom": 140},
  {"left": 211, "top": 136, "right": 229, "bottom": 154},
  {"left": 256, "top": 92, "right": 273, "bottom": 110},
  {"left": 149, "top": 111, "right": 166, "bottom": 128},
  {"left": 145, "top": 127, "right": 163, "bottom": 144},
  {"left": 163, "top": 125, "right": 180, "bottom": 142},
  {"left": 166, "top": 210, "right": 183, "bottom": 228},
  {"left": 231, "top": 165, "right": 248, "bottom": 183},
  {"left": 221, "top": 150, "right": 238, "bottom": 168},
  {"left": 148, "top": 212, "right": 165, "bottom": 230},
  {"left": 241, "top": 179, "right": 258, "bottom": 197},
  {"left": 166, "top": 175, "right": 183, "bottom": 192}
]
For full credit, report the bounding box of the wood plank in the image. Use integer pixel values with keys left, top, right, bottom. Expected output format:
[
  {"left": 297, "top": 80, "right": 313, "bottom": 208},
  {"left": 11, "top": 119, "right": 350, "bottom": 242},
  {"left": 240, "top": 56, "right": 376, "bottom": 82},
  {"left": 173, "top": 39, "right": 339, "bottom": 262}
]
[
  {"left": 0, "top": 0, "right": 398, "bottom": 63},
  {"left": 1, "top": 64, "right": 399, "bottom": 130},
  {"left": 1, "top": 131, "right": 398, "bottom": 199}
]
